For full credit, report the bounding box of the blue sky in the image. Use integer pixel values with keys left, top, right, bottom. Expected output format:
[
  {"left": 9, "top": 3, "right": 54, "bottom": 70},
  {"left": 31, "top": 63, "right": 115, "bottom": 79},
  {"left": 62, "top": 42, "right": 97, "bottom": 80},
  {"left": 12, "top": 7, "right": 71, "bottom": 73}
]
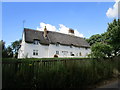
[{"left": 2, "top": 2, "right": 115, "bottom": 46}]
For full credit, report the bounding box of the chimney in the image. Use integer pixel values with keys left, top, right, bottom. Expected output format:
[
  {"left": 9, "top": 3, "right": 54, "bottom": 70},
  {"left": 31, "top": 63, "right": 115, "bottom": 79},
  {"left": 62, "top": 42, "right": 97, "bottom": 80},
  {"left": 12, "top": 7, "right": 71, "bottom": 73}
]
[
  {"left": 44, "top": 26, "right": 47, "bottom": 38},
  {"left": 69, "top": 28, "right": 74, "bottom": 35}
]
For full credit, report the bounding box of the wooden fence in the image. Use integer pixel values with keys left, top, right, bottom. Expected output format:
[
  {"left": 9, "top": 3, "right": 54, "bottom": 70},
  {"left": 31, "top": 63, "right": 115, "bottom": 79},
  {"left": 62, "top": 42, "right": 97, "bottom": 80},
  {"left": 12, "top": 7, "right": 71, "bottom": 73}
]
[{"left": 2, "top": 57, "right": 120, "bottom": 88}]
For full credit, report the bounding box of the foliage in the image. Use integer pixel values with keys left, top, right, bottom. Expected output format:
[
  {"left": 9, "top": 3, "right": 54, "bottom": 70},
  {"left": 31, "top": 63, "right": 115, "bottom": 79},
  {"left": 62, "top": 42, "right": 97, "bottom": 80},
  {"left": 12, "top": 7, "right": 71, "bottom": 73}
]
[
  {"left": 0, "top": 40, "right": 13, "bottom": 58},
  {"left": 90, "top": 42, "right": 113, "bottom": 58},
  {"left": 87, "top": 19, "right": 120, "bottom": 58},
  {"left": 1, "top": 39, "right": 22, "bottom": 58},
  {"left": 6, "top": 46, "right": 13, "bottom": 58},
  {"left": 86, "top": 34, "right": 103, "bottom": 46},
  {"left": 2, "top": 57, "right": 120, "bottom": 88},
  {"left": 11, "top": 39, "right": 22, "bottom": 58},
  {"left": 0, "top": 40, "right": 8, "bottom": 58},
  {"left": 106, "top": 19, "right": 120, "bottom": 56}
]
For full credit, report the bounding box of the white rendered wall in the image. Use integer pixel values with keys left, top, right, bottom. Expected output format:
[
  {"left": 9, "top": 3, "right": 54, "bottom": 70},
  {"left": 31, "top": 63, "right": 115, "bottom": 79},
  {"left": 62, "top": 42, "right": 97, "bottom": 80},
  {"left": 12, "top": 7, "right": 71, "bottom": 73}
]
[
  {"left": 18, "top": 32, "right": 49, "bottom": 58},
  {"left": 18, "top": 42, "right": 91, "bottom": 58},
  {"left": 18, "top": 32, "right": 91, "bottom": 58},
  {"left": 48, "top": 44, "right": 91, "bottom": 58},
  {"left": 18, "top": 42, "right": 49, "bottom": 58}
]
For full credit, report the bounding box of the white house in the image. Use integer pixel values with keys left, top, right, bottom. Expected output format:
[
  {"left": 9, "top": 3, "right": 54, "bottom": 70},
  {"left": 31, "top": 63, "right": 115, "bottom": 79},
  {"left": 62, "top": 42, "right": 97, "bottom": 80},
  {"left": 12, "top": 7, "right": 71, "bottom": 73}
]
[{"left": 18, "top": 27, "right": 91, "bottom": 58}]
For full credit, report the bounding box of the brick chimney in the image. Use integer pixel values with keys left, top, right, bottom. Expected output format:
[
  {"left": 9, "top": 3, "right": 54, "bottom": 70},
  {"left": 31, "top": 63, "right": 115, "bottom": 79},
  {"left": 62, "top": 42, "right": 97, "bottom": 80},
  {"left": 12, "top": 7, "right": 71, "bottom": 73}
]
[
  {"left": 69, "top": 28, "right": 74, "bottom": 35},
  {"left": 44, "top": 26, "right": 47, "bottom": 38}
]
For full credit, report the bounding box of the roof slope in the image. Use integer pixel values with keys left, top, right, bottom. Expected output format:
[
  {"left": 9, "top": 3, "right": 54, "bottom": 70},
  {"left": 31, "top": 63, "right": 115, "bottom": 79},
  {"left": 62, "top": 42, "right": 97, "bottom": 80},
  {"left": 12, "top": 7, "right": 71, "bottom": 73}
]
[{"left": 24, "top": 28, "right": 90, "bottom": 47}]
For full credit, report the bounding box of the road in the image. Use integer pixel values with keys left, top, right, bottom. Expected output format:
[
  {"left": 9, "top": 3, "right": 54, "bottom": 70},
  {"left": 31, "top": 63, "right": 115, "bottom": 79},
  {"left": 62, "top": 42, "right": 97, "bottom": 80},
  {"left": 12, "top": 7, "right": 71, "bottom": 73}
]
[{"left": 95, "top": 80, "right": 120, "bottom": 89}]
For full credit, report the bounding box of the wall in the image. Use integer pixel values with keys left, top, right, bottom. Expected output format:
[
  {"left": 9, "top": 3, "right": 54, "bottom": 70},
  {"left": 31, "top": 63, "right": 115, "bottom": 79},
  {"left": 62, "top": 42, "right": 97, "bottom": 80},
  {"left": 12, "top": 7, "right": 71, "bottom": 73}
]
[
  {"left": 48, "top": 44, "right": 91, "bottom": 58},
  {"left": 18, "top": 42, "right": 91, "bottom": 58},
  {"left": 18, "top": 42, "right": 49, "bottom": 58},
  {"left": 18, "top": 32, "right": 49, "bottom": 58},
  {"left": 18, "top": 32, "right": 91, "bottom": 58}
]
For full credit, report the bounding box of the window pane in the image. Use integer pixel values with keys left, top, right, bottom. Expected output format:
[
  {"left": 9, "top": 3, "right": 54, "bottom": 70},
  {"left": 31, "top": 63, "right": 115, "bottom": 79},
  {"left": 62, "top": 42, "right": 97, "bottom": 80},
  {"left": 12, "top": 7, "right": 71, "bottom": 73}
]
[
  {"left": 36, "top": 52, "right": 38, "bottom": 55},
  {"left": 56, "top": 51, "right": 59, "bottom": 55},
  {"left": 33, "top": 52, "right": 35, "bottom": 55}
]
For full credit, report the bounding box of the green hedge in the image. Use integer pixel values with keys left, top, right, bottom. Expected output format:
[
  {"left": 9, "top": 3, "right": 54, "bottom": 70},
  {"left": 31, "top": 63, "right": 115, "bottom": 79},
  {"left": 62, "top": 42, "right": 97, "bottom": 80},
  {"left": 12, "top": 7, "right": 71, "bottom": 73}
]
[{"left": 2, "top": 57, "right": 120, "bottom": 88}]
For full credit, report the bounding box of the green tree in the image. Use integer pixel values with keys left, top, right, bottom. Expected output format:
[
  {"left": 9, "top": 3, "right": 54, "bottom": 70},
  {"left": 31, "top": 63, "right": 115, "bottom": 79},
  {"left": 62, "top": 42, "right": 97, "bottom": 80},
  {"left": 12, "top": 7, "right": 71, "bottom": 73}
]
[
  {"left": 106, "top": 19, "right": 120, "bottom": 56},
  {"left": 6, "top": 46, "right": 13, "bottom": 58},
  {"left": 11, "top": 39, "right": 22, "bottom": 58},
  {"left": 0, "top": 40, "right": 8, "bottom": 58},
  {"left": 90, "top": 42, "right": 113, "bottom": 58},
  {"left": 86, "top": 34, "right": 103, "bottom": 46},
  {"left": 87, "top": 19, "right": 120, "bottom": 58}
]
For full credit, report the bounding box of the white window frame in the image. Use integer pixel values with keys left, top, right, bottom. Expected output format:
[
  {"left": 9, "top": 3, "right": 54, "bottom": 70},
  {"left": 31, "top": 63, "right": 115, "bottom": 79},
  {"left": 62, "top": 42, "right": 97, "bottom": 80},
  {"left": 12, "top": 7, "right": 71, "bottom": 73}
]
[
  {"left": 33, "top": 40, "right": 39, "bottom": 45},
  {"left": 62, "top": 51, "right": 68, "bottom": 56},
  {"left": 56, "top": 51, "right": 59, "bottom": 55},
  {"left": 33, "top": 50, "right": 38, "bottom": 56}
]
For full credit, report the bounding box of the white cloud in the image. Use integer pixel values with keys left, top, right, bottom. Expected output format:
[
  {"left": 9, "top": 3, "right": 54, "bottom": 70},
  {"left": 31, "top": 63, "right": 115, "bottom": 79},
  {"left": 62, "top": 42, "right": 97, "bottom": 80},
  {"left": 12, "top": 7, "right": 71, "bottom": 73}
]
[
  {"left": 37, "top": 22, "right": 57, "bottom": 31},
  {"left": 58, "top": 24, "right": 69, "bottom": 34},
  {"left": 37, "top": 22, "right": 84, "bottom": 37},
  {"left": 74, "top": 29, "right": 84, "bottom": 37},
  {"left": 106, "top": 0, "right": 119, "bottom": 18}
]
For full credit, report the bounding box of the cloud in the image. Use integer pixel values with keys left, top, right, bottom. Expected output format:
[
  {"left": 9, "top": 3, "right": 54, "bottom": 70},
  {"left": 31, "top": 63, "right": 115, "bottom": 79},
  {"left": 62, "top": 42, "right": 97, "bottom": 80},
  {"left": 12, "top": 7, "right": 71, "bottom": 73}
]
[
  {"left": 37, "top": 22, "right": 57, "bottom": 31},
  {"left": 58, "top": 24, "right": 69, "bottom": 34},
  {"left": 106, "top": 0, "right": 119, "bottom": 18},
  {"left": 74, "top": 29, "right": 84, "bottom": 37},
  {"left": 37, "top": 22, "right": 84, "bottom": 37}
]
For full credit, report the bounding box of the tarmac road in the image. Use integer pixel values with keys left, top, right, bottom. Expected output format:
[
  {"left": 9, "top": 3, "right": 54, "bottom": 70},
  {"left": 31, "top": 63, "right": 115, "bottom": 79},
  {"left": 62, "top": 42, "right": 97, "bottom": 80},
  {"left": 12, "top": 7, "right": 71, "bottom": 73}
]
[{"left": 95, "top": 80, "right": 120, "bottom": 89}]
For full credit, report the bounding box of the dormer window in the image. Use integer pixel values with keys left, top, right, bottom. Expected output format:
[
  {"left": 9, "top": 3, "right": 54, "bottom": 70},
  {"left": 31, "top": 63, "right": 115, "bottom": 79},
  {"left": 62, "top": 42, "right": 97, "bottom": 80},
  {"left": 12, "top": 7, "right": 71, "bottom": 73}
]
[
  {"left": 85, "top": 47, "right": 88, "bottom": 50},
  {"left": 33, "top": 39, "right": 39, "bottom": 45},
  {"left": 56, "top": 42, "right": 59, "bottom": 47},
  {"left": 70, "top": 44, "right": 73, "bottom": 48}
]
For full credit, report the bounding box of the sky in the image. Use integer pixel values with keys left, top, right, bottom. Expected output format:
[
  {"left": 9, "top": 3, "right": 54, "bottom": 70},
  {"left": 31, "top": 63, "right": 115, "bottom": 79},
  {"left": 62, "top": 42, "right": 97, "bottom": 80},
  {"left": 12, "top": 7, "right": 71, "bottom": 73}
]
[{"left": 2, "top": 1, "right": 119, "bottom": 46}]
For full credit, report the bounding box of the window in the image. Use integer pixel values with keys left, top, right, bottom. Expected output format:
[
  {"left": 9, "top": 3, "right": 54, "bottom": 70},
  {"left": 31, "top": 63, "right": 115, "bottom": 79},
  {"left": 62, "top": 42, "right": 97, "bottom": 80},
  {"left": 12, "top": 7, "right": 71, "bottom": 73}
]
[
  {"left": 56, "top": 51, "right": 59, "bottom": 55},
  {"left": 62, "top": 51, "right": 68, "bottom": 56},
  {"left": 33, "top": 40, "right": 39, "bottom": 45},
  {"left": 56, "top": 42, "right": 59, "bottom": 47},
  {"left": 79, "top": 52, "right": 82, "bottom": 56},
  {"left": 85, "top": 47, "right": 88, "bottom": 50},
  {"left": 70, "top": 44, "right": 73, "bottom": 48},
  {"left": 70, "top": 45, "right": 72, "bottom": 48},
  {"left": 76, "top": 53, "right": 78, "bottom": 56},
  {"left": 86, "top": 53, "right": 88, "bottom": 56},
  {"left": 33, "top": 50, "right": 38, "bottom": 56}
]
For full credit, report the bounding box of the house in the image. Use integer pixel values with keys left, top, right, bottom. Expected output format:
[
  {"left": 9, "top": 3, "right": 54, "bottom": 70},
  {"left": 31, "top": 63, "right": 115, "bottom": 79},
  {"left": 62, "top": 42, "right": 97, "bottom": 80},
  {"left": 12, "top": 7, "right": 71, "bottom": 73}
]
[{"left": 18, "top": 27, "right": 91, "bottom": 58}]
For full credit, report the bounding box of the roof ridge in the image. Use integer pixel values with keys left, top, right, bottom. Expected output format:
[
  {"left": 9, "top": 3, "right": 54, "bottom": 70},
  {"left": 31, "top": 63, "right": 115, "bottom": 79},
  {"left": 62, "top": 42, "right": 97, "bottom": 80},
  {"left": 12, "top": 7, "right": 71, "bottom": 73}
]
[
  {"left": 24, "top": 28, "right": 90, "bottom": 47},
  {"left": 24, "top": 28, "right": 84, "bottom": 39}
]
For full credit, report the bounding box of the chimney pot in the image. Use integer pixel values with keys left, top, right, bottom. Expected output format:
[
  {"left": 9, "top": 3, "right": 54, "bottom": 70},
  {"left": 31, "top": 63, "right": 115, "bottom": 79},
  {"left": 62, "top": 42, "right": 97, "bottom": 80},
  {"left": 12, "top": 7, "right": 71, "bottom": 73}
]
[
  {"left": 44, "top": 26, "right": 47, "bottom": 37},
  {"left": 69, "top": 28, "right": 74, "bottom": 35}
]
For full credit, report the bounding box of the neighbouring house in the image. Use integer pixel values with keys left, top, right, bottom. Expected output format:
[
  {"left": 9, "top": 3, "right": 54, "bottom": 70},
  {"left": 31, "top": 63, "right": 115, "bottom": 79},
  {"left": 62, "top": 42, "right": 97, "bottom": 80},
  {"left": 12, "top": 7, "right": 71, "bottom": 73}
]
[{"left": 18, "top": 27, "right": 91, "bottom": 58}]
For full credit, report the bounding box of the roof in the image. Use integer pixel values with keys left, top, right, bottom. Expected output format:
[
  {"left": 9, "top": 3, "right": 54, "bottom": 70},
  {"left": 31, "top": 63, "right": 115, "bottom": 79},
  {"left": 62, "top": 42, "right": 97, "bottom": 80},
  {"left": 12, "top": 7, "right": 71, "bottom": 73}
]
[{"left": 24, "top": 28, "right": 90, "bottom": 48}]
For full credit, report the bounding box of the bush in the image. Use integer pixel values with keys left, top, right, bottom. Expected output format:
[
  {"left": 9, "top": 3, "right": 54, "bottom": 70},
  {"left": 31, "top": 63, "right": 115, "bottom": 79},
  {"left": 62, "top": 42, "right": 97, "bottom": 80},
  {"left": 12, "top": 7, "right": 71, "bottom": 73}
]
[
  {"left": 2, "top": 57, "right": 120, "bottom": 88},
  {"left": 90, "top": 42, "right": 113, "bottom": 58}
]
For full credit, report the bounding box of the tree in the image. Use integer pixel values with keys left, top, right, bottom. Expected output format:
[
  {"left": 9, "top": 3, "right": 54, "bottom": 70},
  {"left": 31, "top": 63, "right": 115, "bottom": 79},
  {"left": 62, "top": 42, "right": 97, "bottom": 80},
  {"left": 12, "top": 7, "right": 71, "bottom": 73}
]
[
  {"left": 0, "top": 40, "right": 5, "bottom": 50},
  {"left": 90, "top": 42, "right": 113, "bottom": 58},
  {"left": 6, "top": 46, "right": 13, "bottom": 58},
  {"left": 11, "top": 39, "right": 22, "bottom": 58},
  {"left": 106, "top": 19, "right": 120, "bottom": 56},
  {"left": 87, "top": 19, "right": 120, "bottom": 58},
  {"left": 0, "top": 40, "right": 8, "bottom": 58},
  {"left": 86, "top": 34, "right": 103, "bottom": 46}
]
